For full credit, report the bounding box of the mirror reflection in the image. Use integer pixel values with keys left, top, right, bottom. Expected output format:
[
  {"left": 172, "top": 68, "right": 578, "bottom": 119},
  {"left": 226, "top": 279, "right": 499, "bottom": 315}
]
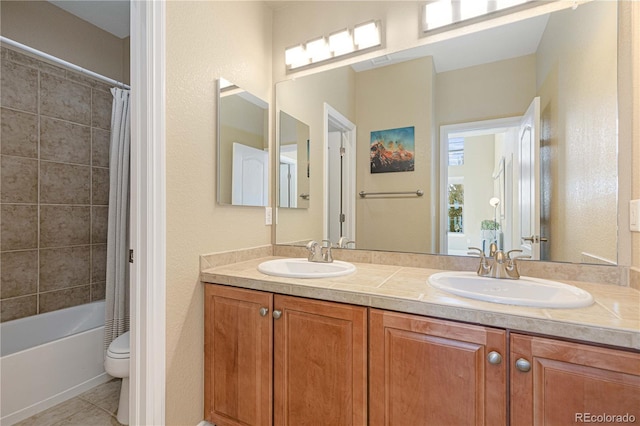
[
  {"left": 275, "top": 1, "right": 619, "bottom": 265},
  {"left": 217, "top": 79, "right": 269, "bottom": 207},
  {"left": 278, "top": 111, "right": 310, "bottom": 209}
]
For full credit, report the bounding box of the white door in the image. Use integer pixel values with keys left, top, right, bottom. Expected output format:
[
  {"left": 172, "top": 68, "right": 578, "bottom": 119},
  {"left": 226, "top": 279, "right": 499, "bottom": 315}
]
[
  {"left": 279, "top": 157, "right": 297, "bottom": 208},
  {"left": 518, "top": 97, "right": 541, "bottom": 259},
  {"left": 232, "top": 142, "right": 268, "bottom": 206},
  {"left": 324, "top": 104, "right": 356, "bottom": 245}
]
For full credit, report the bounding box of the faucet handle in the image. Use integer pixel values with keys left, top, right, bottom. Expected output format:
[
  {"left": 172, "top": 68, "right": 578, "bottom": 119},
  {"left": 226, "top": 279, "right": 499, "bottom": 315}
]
[
  {"left": 467, "top": 247, "right": 485, "bottom": 257},
  {"left": 507, "top": 249, "right": 531, "bottom": 261},
  {"left": 337, "top": 236, "right": 355, "bottom": 248},
  {"left": 306, "top": 241, "right": 324, "bottom": 262}
]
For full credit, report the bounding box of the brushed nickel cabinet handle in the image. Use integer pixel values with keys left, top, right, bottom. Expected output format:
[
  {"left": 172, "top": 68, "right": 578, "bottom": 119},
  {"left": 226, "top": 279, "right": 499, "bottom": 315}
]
[
  {"left": 487, "top": 351, "right": 503, "bottom": 365},
  {"left": 515, "top": 358, "right": 531, "bottom": 372}
]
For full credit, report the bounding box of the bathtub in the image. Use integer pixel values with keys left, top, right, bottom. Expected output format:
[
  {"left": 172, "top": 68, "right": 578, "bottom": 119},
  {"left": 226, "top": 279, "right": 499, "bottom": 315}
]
[{"left": 0, "top": 301, "right": 111, "bottom": 425}]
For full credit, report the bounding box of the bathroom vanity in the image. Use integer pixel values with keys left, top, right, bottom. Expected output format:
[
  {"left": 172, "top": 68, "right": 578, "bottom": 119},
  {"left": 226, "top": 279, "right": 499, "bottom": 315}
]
[{"left": 201, "top": 255, "right": 640, "bottom": 426}]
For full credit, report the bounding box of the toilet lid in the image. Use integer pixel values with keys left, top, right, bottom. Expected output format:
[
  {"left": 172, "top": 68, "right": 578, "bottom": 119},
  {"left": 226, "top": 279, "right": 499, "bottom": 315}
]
[{"left": 107, "top": 331, "right": 130, "bottom": 358}]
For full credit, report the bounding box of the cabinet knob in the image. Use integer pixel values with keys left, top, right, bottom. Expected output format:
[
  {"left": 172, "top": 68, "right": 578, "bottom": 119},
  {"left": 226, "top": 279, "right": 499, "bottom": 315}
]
[
  {"left": 272, "top": 309, "right": 282, "bottom": 319},
  {"left": 487, "top": 351, "right": 502, "bottom": 365},
  {"left": 515, "top": 358, "right": 531, "bottom": 372},
  {"left": 259, "top": 307, "right": 269, "bottom": 317}
]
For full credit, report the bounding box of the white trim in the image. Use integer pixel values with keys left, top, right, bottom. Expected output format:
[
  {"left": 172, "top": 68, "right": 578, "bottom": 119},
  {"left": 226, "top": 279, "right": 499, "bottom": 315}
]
[
  {"left": 130, "top": 1, "right": 166, "bottom": 425},
  {"left": 439, "top": 116, "right": 520, "bottom": 254},
  {"left": 323, "top": 103, "right": 357, "bottom": 243}
]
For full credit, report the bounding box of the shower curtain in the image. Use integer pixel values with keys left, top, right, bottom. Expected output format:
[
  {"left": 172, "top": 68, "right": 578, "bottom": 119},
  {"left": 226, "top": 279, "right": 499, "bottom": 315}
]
[{"left": 105, "top": 87, "right": 131, "bottom": 348}]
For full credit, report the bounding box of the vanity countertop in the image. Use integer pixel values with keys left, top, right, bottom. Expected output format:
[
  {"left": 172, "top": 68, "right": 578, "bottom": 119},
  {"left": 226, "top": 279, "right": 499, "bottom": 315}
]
[{"left": 201, "top": 256, "right": 640, "bottom": 350}]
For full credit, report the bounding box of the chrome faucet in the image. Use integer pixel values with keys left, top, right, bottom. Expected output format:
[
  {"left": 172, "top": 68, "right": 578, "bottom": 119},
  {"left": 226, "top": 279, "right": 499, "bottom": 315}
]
[
  {"left": 468, "top": 245, "right": 530, "bottom": 279},
  {"left": 306, "top": 240, "right": 334, "bottom": 263},
  {"left": 337, "top": 236, "right": 356, "bottom": 249}
]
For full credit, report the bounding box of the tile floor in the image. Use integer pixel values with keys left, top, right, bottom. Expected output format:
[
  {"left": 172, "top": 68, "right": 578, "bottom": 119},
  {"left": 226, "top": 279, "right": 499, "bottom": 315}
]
[{"left": 15, "top": 379, "right": 124, "bottom": 426}]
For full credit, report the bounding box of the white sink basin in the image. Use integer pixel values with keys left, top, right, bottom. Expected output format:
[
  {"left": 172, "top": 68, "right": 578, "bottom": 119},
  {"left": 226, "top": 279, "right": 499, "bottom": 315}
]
[
  {"left": 428, "top": 271, "right": 594, "bottom": 308},
  {"left": 258, "top": 258, "right": 356, "bottom": 279}
]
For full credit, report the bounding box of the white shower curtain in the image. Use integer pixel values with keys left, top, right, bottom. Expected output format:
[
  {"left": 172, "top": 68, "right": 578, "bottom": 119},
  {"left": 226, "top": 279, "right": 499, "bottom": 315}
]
[{"left": 105, "top": 87, "right": 131, "bottom": 348}]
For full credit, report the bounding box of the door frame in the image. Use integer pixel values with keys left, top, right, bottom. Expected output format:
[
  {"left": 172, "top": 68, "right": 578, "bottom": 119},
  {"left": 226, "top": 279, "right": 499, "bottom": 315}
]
[
  {"left": 439, "top": 116, "right": 520, "bottom": 254},
  {"left": 130, "top": 1, "right": 166, "bottom": 424},
  {"left": 323, "top": 103, "right": 356, "bottom": 243}
]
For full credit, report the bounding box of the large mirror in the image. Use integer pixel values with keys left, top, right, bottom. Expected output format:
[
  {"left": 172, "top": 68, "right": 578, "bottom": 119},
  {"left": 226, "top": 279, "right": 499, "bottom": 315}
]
[
  {"left": 217, "top": 78, "right": 269, "bottom": 207},
  {"left": 278, "top": 111, "right": 310, "bottom": 209},
  {"left": 275, "top": 1, "right": 619, "bottom": 265}
]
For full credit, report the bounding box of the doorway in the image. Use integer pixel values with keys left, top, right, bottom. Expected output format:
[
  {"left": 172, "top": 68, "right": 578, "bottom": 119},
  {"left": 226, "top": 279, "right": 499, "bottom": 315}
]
[
  {"left": 439, "top": 117, "right": 521, "bottom": 256},
  {"left": 324, "top": 104, "right": 356, "bottom": 245},
  {"left": 440, "top": 98, "right": 543, "bottom": 259}
]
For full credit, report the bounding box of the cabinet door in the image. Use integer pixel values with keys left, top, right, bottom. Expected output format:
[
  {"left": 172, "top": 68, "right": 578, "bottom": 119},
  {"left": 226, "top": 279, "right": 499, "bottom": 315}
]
[
  {"left": 273, "top": 295, "right": 367, "bottom": 425},
  {"left": 204, "top": 285, "right": 273, "bottom": 426},
  {"left": 511, "top": 334, "right": 640, "bottom": 425},
  {"left": 369, "top": 309, "right": 507, "bottom": 425}
]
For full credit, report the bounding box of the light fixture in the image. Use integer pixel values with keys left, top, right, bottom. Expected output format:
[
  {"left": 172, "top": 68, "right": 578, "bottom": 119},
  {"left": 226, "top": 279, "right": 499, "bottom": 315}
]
[
  {"left": 354, "top": 21, "right": 380, "bottom": 50},
  {"left": 424, "top": 0, "right": 453, "bottom": 31},
  {"left": 423, "top": 0, "right": 531, "bottom": 33},
  {"left": 328, "top": 29, "right": 354, "bottom": 57},
  {"left": 424, "top": 0, "right": 453, "bottom": 30},
  {"left": 460, "top": 0, "right": 488, "bottom": 21},
  {"left": 306, "top": 37, "right": 331, "bottom": 63},
  {"left": 285, "top": 44, "right": 308, "bottom": 69},
  {"left": 286, "top": 20, "right": 382, "bottom": 71},
  {"left": 495, "top": 0, "right": 528, "bottom": 10}
]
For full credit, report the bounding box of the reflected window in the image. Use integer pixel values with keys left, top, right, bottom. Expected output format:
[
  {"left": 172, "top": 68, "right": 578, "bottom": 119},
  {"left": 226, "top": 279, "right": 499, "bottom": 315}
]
[
  {"left": 448, "top": 183, "right": 464, "bottom": 233},
  {"left": 448, "top": 137, "right": 464, "bottom": 166}
]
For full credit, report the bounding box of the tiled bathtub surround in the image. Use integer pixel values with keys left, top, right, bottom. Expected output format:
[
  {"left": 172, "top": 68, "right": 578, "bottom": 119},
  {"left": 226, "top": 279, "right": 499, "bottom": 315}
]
[{"left": 0, "top": 46, "right": 111, "bottom": 322}]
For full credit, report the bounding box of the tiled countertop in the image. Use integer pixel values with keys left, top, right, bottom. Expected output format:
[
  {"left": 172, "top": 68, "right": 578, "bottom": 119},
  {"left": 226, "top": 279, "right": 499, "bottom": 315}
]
[{"left": 201, "top": 256, "right": 640, "bottom": 350}]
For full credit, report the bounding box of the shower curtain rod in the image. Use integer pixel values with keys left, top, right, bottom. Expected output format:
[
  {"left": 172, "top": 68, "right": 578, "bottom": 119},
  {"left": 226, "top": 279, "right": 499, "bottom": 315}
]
[{"left": 1, "top": 36, "right": 131, "bottom": 90}]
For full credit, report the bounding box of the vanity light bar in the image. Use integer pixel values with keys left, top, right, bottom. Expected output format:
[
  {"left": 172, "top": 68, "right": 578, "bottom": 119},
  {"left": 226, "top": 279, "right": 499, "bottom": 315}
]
[
  {"left": 423, "top": 0, "right": 530, "bottom": 32},
  {"left": 285, "top": 20, "right": 382, "bottom": 71}
]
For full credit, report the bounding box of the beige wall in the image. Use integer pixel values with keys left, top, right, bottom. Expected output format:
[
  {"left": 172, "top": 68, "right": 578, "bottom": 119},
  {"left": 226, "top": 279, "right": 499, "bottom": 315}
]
[
  {"left": 355, "top": 57, "right": 435, "bottom": 253},
  {"left": 436, "top": 54, "right": 536, "bottom": 126},
  {"left": 0, "top": 0, "right": 128, "bottom": 83},
  {"left": 165, "top": 1, "right": 272, "bottom": 424},
  {"left": 272, "top": 1, "right": 429, "bottom": 83},
  {"left": 535, "top": 1, "right": 617, "bottom": 264},
  {"left": 275, "top": 66, "right": 356, "bottom": 244}
]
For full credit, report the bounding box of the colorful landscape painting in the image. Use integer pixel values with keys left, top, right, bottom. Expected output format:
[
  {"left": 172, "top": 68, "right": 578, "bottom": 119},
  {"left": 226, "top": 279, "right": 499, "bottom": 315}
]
[{"left": 370, "top": 126, "right": 415, "bottom": 173}]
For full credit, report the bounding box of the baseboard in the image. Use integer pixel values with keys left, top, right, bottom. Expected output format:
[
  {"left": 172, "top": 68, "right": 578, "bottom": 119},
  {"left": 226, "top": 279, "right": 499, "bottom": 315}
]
[{"left": 1, "top": 373, "right": 112, "bottom": 426}]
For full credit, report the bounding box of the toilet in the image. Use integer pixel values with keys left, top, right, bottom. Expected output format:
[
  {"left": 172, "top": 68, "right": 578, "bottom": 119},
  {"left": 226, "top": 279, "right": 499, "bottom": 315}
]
[{"left": 104, "top": 331, "right": 130, "bottom": 425}]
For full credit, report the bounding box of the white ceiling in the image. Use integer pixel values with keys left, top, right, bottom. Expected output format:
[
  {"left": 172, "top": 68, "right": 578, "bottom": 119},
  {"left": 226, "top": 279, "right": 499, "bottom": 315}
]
[
  {"left": 48, "top": 0, "right": 130, "bottom": 39},
  {"left": 352, "top": 13, "right": 549, "bottom": 73}
]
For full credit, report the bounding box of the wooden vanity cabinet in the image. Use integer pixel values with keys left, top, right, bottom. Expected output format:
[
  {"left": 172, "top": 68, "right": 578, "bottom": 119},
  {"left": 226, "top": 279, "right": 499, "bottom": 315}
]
[
  {"left": 204, "top": 285, "right": 273, "bottom": 426},
  {"left": 206, "top": 284, "right": 640, "bottom": 426},
  {"left": 369, "top": 309, "right": 507, "bottom": 425},
  {"left": 204, "top": 284, "right": 367, "bottom": 426},
  {"left": 510, "top": 333, "right": 640, "bottom": 425}
]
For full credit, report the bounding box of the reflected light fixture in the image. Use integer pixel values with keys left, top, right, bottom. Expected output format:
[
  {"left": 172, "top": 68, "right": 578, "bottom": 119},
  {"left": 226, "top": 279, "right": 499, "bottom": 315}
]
[
  {"left": 285, "top": 44, "right": 308, "bottom": 69},
  {"left": 354, "top": 21, "right": 381, "bottom": 50},
  {"left": 306, "top": 37, "right": 331, "bottom": 63},
  {"left": 460, "top": 0, "right": 487, "bottom": 20},
  {"left": 423, "top": 0, "right": 530, "bottom": 32},
  {"left": 425, "top": 0, "right": 453, "bottom": 31},
  {"left": 285, "top": 20, "right": 382, "bottom": 71},
  {"left": 329, "top": 29, "right": 354, "bottom": 56}
]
